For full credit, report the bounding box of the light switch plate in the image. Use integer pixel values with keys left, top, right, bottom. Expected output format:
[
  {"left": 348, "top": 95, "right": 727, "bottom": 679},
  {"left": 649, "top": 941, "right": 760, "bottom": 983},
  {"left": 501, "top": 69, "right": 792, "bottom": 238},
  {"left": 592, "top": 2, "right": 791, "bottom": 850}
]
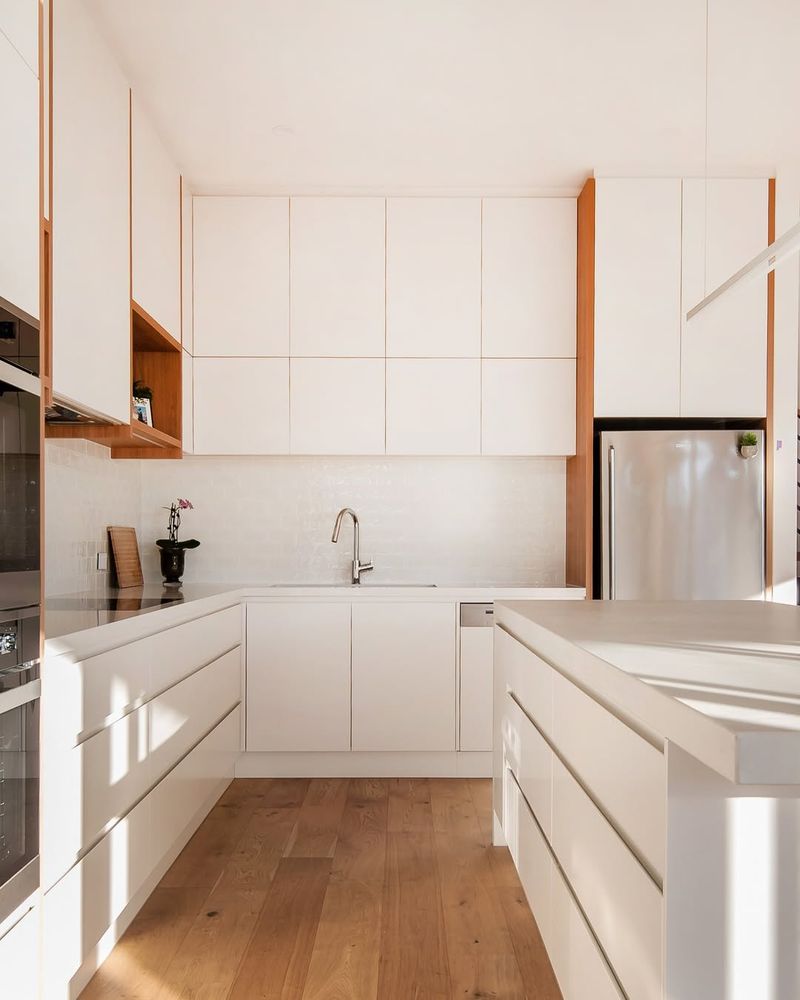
[{"left": 96, "top": 552, "right": 109, "bottom": 572}]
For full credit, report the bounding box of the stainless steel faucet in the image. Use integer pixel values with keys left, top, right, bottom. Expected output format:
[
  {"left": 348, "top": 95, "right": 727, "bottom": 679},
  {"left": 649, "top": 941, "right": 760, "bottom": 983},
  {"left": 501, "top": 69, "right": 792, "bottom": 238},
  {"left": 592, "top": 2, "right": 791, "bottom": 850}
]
[{"left": 331, "top": 508, "right": 373, "bottom": 584}]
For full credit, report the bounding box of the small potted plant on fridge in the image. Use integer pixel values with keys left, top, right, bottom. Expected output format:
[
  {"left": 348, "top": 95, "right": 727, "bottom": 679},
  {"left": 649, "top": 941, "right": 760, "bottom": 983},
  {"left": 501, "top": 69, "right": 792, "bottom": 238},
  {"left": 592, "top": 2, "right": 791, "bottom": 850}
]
[
  {"left": 156, "top": 498, "right": 200, "bottom": 586},
  {"left": 738, "top": 431, "right": 759, "bottom": 459}
]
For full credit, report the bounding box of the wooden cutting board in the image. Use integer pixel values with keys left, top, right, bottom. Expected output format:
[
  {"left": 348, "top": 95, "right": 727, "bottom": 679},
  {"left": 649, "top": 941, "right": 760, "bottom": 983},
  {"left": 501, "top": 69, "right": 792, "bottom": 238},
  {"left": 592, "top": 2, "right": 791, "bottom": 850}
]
[{"left": 107, "top": 526, "right": 144, "bottom": 589}]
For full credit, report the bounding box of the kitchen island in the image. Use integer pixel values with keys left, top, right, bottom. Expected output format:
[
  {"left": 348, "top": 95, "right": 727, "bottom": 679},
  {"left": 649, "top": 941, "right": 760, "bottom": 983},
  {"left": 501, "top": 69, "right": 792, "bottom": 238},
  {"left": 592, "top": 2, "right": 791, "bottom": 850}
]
[{"left": 494, "top": 599, "right": 800, "bottom": 1000}]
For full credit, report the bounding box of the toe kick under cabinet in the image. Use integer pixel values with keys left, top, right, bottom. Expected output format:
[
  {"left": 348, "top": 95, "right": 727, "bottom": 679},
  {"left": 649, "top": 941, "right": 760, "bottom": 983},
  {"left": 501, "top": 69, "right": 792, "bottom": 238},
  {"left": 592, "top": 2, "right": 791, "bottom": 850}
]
[{"left": 41, "top": 604, "right": 244, "bottom": 1000}]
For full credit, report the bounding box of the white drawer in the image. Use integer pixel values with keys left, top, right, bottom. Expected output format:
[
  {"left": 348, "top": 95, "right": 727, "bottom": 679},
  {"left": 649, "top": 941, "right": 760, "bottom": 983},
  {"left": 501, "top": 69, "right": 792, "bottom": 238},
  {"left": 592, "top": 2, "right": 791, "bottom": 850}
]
[
  {"left": 552, "top": 756, "right": 663, "bottom": 1000},
  {"left": 43, "top": 647, "right": 241, "bottom": 888},
  {"left": 550, "top": 859, "right": 624, "bottom": 1000},
  {"left": 504, "top": 766, "right": 554, "bottom": 955},
  {"left": 51, "top": 605, "right": 242, "bottom": 746},
  {"left": 503, "top": 692, "right": 552, "bottom": 838},
  {"left": 0, "top": 906, "right": 40, "bottom": 1000},
  {"left": 552, "top": 667, "right": 665, "bottom": 879},
  {"left": 495, "top": 626, "right": 553, "bottom": 739}
]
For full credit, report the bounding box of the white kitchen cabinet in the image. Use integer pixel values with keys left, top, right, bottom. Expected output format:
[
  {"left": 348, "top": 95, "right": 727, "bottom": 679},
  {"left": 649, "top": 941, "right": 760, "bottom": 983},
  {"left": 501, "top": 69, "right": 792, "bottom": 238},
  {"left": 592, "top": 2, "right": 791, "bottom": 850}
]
[
  {"left": 386, "top": 358, "right": 480, "bottom": 455},
  {"left": 290, "top": 357, "right": 385, "bottom": 455},
  {"left": 680, "top": 178, "right": 768, "bottom": 417},
  {"left": 181, "top": 349, "right": 193, "bottom": 453},
  {"left": 246, "top": 603, "right": 352, "bottom": 752},
  {"left": 181, "top": 180, "right": 193, "bottom": 350},
  {"left": 482, "top": 198, "right": 577, "bottom": 358},
  {"left": 0, "top": 906, "right": 40, "bottom": 1000},
  {"left": 0, "top": 31, "right": 38, "bottom": 319},
  {"left": 52, "top": 0, "right": 130, "bottom": 421},
  {"left": 481, "top": 359, "right": 576, "bottom": 456},
  {"left": 352, "top": 602, "right": 456, "bottom": 751},
  {"left": 192, "top": 357, "right": 289, "bottom": 454},
  {"left": 460, "top": 619, "right": 494, "bottom": 751},
  {"left": 290, "top": 197, "right": 385, "bottom": 357},
  {"left": 193, "top": 196, "right": 289, "bottom": 357},
  {"left": 0, "top": 0, "right": 38, "bottom": 75},
  {"left": 594, "top": 179, "right": 682, "bottom": 417},
  {"left": 131, "top": 94, "right": 181, "bottom": 337},
  {"left": 386, "top": 198, "right": 481, "bottom": 357}
]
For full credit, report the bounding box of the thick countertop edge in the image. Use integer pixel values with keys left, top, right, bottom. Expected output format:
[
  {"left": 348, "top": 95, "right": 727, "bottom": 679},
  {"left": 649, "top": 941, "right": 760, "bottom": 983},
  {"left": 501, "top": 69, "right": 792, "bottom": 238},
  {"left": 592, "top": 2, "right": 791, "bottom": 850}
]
[
  {"left": 45, "top": 585, "right": 585, "bottom": 661},
  {"left": 495, "top": 601, "right": 752, "bottom": 786}
]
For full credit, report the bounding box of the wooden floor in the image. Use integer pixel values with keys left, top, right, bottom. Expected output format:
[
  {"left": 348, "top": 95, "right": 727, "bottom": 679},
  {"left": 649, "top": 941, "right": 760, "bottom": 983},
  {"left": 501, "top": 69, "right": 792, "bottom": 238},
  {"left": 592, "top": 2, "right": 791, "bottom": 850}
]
[{"left": 82, "top": 777, "right": 561, "bottom": 1000}]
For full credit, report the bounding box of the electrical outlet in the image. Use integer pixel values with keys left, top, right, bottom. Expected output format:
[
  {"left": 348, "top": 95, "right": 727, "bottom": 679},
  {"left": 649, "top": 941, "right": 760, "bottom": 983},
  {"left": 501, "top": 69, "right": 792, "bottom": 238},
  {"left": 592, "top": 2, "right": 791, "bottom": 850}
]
[{"left": 96, "top": 552, "right": 109, "bottom": 572}]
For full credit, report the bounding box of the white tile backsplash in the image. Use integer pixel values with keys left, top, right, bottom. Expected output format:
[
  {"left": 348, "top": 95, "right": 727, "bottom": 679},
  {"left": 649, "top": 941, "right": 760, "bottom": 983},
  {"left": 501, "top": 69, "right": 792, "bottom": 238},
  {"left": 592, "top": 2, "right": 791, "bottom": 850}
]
[{"left": 46, "top": 443, "right": 567, "bottom": 593}]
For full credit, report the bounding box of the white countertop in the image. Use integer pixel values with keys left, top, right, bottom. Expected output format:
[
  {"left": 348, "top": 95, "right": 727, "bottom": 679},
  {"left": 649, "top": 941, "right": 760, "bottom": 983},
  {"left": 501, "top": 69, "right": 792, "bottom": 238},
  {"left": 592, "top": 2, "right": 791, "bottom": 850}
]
[
  {"left": 496, "top": 600, "right": 800, "bottom": 786},
  {"left": 45, "top": 582, "right": 584, "bottom": 658}
]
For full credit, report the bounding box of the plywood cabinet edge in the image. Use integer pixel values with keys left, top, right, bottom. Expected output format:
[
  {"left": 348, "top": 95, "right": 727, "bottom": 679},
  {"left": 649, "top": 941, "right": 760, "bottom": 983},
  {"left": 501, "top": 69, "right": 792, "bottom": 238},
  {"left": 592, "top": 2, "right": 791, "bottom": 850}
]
[{"left": 566, "top": 177, "right": 595, "bottom": 596}]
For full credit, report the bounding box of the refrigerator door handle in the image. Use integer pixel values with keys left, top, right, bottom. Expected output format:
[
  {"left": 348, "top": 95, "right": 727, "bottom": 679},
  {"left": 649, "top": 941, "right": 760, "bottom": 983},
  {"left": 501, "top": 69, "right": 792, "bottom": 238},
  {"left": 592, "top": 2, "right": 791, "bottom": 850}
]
[{"left": 608, "top": 444, "right": 616, "bottom": 599}]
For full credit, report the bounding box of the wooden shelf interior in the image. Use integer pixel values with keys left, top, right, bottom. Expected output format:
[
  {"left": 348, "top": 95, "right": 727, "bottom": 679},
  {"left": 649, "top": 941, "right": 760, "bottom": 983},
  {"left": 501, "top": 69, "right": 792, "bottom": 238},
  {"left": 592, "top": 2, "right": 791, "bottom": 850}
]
[{"left": 131, "top": 299, "right": 182, "bottom": 446}]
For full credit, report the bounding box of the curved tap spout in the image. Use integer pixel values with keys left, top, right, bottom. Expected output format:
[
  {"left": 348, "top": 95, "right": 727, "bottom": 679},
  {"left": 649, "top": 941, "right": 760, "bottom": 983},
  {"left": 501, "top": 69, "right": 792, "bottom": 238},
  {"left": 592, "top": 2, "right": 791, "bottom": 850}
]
[{"left": 331, "top": 508, "right": 373, "bottom": 584}]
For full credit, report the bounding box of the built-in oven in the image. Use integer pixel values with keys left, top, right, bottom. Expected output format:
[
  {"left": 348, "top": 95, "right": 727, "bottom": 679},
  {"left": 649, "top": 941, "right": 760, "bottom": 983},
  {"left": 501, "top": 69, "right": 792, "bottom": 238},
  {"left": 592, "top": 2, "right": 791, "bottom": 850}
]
[
  {"left": 0, "top": 358, "right": 40, "bottom": 612},
  {"left": 0, "top": 607, "right": 39, "bottom": 927},
  {"left": 0, "top": 300, "right": 39, "bottom": 378}
]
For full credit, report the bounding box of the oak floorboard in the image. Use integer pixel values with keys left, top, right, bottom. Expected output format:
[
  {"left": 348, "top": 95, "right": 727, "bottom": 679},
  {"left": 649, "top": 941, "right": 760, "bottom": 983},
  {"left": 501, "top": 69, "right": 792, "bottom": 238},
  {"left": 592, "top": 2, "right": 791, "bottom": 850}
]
[
  {"left": 160, "top": 802, "right": 255, "bottom": 889},
  {"left": 218, "top": 805, "right": 299, "bottom": 890},
  {"left": 386, "top": 776, "right": 434, "bottom": 833},
  {"left": 331, "top": 777, "right": 388, "bottom": 884},
  {"left": 497, "top": 885, "right": 563, "bottom": 1000},
  {"left": 228, "top": 857, "right": 331, "bottom": 1000},
  {"left": 153, "top": 886, "right": 267, "bottom": 1000},
  {"left": 80, "top": 887, "right": 208, "bottom": 1000}
]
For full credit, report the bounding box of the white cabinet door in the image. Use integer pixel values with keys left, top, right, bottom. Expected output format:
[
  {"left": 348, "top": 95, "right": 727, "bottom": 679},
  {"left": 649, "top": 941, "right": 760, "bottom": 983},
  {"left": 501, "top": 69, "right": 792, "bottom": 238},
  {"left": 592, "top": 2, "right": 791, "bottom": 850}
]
[
  {"left": 386, "top": 198, "right": 481, "bottom": 357},
  {"left": 181, "top": 181, "right": 193, "bottom": 350},
  {"left": 0, "top": 906, "right": 40, "bottom": 1000},
  {"left": 290, "top": 357, "right": 385, "bottom": 454},
  {"left": 131, "top": 94, "right": 181, "bottom": 337},
  {"left": 181, "top": 349, "right": 193, "bottom": 454},
  {"left": 52, "top": 0, "right": 130, "bottom": 422},
  {"left": 193, "top": 357, "right": 289, "bottom": 454},
  {"left": 352, "top": 602, "right": 456, "bottom": 751},
  {"left": 0, "top": 0, "right": 38, "bottom": 75},
  {"left": 290, "top": 197, "right": 385, "bottom": 357},
  {"left": 386, "top": 358, "right": 480, "bottom": 455},
  {"left": 594, "top": 179, "right": 682, "bottom": 418},
  {"left": 481, "top": 359, "right": 576, "bottom": 456},
  {"left": 246, "top": 603, "right": 352, "bottom": 752},
  {"left": 0, "top": 32, "right": 38, "bottom": 319},
  {"left": 193, "top": 197, "right": 289, "bottom": 357},
  {"left": 482, "top": 198, "right": 577, "bottom": 358},
  {"left": 681, "top": 178, "right": 768, "bottom": 417},
  {"left": 460, "top": 625, "right": 494, "bottom": 751}
]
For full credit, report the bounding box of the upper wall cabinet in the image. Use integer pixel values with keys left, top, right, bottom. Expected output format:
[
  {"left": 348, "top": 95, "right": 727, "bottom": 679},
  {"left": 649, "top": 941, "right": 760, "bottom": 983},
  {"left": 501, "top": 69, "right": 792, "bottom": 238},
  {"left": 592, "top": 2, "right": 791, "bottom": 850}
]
[
  {"left": 386, "top": 198, "right": 481, "bottom": 357},
  {"left": 193, "top": 197, "right": 289, "bottom": 357},
  {"left": 680, "top": 179, "right": 768, "bottom": 418},
  {"left": 291, "top": 197, "right": 385, "bottom": 357},
  {"left": 131, "top": 95, "right": 181, "bottom": 338},
  {"left": 482, "top": 199, "right": 576, "bottom": 358},
  {"left": 181, "top": 180, "right": 193, "bottom": 352},
  {"left": 0, "top": 0, "right": 39, "bottom": 75},
  {"left": 52, "top": 0, "right": 130, "bottom": 422},
  {"left": 0, "top": 29, "right": 39, "bottom": 319},
  {"left": 594, "top": 179, "right": 683, "bottom": 418}
]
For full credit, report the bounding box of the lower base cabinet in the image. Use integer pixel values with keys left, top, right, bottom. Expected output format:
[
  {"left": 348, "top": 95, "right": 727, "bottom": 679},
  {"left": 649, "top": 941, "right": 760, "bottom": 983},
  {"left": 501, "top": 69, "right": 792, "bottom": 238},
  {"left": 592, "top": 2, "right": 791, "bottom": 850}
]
[
  {"left": 0, "top": 905, "right": 40, "bottom": 1000},
  {"left": 246, "top": 602, "right": 352, "bottom": 752},
  {"left": 352, "top": 602, "right": 456, "bottom": 751}
]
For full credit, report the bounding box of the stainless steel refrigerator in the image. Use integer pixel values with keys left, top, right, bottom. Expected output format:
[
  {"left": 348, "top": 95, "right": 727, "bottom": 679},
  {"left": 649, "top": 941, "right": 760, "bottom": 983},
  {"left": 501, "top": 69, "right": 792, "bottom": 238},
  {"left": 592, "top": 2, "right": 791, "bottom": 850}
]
[{"left": 598, "top": 428, "right": 765, "bottom": 600}]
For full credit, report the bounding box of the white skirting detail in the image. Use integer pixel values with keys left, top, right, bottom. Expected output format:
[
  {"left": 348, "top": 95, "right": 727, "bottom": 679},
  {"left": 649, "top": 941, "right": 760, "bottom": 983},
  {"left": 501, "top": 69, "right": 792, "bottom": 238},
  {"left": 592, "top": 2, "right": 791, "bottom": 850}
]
[{"left": 235, "top": 750, "right": 493, "bottom": 779}]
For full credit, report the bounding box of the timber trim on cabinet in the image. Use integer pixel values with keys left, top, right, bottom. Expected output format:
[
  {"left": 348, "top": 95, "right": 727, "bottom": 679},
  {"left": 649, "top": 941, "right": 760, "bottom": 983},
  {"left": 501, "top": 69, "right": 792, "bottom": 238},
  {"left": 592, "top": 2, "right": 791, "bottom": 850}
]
[
  {"left": 566, "top": 177, "right": 595, "bottom": 596},
  {"left": 765, "top": 177, "right": 776, "bottom": 594}
]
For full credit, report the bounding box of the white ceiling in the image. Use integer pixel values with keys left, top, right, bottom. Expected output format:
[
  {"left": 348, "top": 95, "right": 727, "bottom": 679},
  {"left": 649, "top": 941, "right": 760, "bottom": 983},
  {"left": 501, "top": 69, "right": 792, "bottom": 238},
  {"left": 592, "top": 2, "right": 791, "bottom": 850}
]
[{"left": 86, "top": 0, "right": 799, "bottom": 195}]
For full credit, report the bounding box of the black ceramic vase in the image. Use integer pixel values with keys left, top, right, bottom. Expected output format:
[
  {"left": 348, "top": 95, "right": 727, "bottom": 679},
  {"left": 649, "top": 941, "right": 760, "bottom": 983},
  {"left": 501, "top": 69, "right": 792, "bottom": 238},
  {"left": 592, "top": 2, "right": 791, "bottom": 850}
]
[{"left": 156, "top": 539, "right": 200, "bottom": 586}]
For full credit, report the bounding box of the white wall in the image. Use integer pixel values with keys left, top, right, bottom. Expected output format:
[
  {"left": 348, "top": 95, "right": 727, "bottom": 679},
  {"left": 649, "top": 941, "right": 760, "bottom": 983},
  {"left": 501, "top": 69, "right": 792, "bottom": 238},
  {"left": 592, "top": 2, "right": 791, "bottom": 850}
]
[
  {"left": 45, "top": 440, "right": 141, "bottom": 596},
  {"left": 45, "top": 444, "right": 567, "bottom": 593}
]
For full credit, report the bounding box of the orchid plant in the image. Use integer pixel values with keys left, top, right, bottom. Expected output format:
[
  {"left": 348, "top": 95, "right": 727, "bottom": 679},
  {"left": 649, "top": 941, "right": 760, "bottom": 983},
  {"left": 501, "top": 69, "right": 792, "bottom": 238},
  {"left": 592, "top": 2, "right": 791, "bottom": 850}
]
[{"left": 157, "top": 498, "right": 200, "bottom": 551}]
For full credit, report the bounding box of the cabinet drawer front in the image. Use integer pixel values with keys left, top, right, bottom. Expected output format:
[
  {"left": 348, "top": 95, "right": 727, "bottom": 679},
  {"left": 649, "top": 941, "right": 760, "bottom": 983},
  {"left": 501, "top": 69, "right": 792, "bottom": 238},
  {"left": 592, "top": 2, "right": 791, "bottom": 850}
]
[
  {"left": 550, "top": 859, "right": 624, "bottom": 1000},
  {"left": 504, "top": 766, "right": 553, "bottom": 954},
  {"left": 459, "top": 626, "right": 494, "bottom": 751},
  {"left": 0, "top": 905, "right": 39, "bottom": 1000},
  {"left": 552, "top": 669, "right": 665, "bottom": 878},
  {"left": 503, "top": 693, "right": 552, "bottom": 839},
  {"left": 495, "top": 627, "right": 553, "bottom": 740},
  {"left": 552, "top": 757, "right": 663, "bottom": 1000},
  {"left": 62, "top": 605, "right": 242, "bottom": 744}
]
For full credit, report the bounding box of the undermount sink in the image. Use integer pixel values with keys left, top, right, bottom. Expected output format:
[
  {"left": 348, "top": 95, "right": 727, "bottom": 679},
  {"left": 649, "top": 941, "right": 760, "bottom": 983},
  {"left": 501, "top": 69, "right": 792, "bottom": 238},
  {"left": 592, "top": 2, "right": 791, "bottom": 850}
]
[{"left": 270, "top": 583, "right": 437, "bottom": 588}]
